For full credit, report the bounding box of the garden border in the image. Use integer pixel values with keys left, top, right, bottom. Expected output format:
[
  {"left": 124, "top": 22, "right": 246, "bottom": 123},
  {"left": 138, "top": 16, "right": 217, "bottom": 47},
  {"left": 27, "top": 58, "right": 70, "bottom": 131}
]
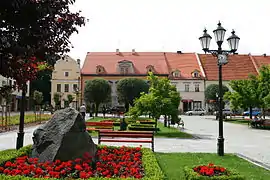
[
  {"left": 183, "top": 166, "right": 245, "bottom": 180},
  {"left": 0, "top": 145, "right": 164, "bottom": 180}
]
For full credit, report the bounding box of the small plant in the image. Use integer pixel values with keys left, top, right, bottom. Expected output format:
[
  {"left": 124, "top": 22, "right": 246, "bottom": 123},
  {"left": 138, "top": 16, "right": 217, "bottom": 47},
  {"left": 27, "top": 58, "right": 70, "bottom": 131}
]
[{"left": 193, "top": 163, "right": 228, "bottom": 176}]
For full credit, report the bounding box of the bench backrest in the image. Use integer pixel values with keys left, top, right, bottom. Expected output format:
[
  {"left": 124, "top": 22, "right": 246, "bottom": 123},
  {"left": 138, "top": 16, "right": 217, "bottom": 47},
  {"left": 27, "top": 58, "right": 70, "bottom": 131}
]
[
  {"left": 86, "top": 122, "right": 113, "bottom": 127},
  {"left": 99, "top": 130, "right": 154, "bottom": 138}
]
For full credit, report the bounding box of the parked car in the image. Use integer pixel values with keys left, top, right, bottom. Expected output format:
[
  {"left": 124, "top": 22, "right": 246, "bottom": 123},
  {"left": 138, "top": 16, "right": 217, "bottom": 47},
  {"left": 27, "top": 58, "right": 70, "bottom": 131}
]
[
  {"left": 242, "top": 110, "right": 261, "bottom": 116},
  {"left": 185, "top": 109, "right": 206, "bottom": 116},
  {"left": 213, "top": 109, "right": 233, "bottom": 116}
]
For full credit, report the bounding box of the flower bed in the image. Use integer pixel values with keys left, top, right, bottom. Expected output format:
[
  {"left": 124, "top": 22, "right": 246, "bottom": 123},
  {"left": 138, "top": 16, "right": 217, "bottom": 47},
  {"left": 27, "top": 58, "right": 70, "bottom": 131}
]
[
  {"left": 184, "top": 163, "right": 245, "bottom": 180},
  {"left": 0, "top": 145, "right": 164, "bottom": 180}
]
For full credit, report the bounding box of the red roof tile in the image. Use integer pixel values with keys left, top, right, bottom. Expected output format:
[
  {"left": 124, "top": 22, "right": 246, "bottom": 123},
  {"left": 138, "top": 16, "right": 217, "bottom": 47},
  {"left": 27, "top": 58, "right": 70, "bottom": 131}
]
[
  {"left": 165, "top": 53, "right": 204, "bottom": 79},
  {"left": 81, "top": 52, "right": 169, "bottom": 75},
  {"left": 251, "top": 55, "right": 270, "bottom": 69},
  {"left": 199, "top": 54, "right": 258, "bottom": 80}
]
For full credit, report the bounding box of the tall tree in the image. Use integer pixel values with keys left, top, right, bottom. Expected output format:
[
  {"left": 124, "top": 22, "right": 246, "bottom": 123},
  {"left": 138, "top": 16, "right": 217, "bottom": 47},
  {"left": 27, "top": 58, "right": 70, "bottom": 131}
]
[
  {"left": 33, "top": 90, "right": 43, "bottom": 123},
  {"left": 53, "top": 92, "right": 62, "bottom": 110},
  {"left": 66, "top": 94, "right": 75, "bottom": 107},
  {"left": 117, "top": 78, "right": 149, "bottom": 111},
  {"left": 129, "top": 73, "right": 181, "bottom": 129},
  {"left": 84, "top": 79, "right": 111, "bottom": 117},
  {"left": 0, "top": 0, "right": 85, "bottom": 149},
  {"left": 205, "top": 84, "right": 229, "bottom": 111}
]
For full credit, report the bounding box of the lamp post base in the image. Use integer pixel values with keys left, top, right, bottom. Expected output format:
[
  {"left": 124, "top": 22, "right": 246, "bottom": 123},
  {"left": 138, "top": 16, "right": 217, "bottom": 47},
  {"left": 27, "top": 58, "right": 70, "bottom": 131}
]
[
  {"left": 217, "top": 137, "right": 224, "bottom": 156},
  {"left": 16, "top": 132, "right": 25, "bottom": 150}
]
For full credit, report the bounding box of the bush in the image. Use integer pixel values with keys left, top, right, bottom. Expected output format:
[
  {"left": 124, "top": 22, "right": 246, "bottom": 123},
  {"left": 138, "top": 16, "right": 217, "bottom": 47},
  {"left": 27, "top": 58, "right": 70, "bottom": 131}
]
[
  {"left": 184, "top": 166, "right": 245, "bottom": 180},
  {"left": 0, "top": 145, "right": 164, "bottom": 180}
]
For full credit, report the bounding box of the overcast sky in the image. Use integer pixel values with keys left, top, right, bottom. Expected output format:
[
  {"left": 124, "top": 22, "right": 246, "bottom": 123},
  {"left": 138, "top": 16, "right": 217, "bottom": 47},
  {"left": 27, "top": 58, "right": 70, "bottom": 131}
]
[{"left": 68, "top": 0, "right": 270, "bottom": 64}]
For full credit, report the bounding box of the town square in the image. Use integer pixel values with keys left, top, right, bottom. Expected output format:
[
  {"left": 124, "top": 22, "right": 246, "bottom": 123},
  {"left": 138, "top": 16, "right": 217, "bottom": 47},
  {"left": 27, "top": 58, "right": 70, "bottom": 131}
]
[{"left": 0, "top": 0, "right": 270, "bottom": 179}]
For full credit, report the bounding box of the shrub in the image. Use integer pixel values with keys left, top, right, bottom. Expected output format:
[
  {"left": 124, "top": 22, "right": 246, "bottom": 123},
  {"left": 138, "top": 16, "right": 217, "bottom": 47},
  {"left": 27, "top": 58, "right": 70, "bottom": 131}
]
[{"left": 184, "top": 164, "right": 245, "bottom": 180}]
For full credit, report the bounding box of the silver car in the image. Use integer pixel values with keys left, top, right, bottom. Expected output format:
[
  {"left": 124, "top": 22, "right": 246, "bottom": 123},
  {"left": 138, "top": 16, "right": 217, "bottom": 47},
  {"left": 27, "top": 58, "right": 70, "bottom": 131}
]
[{"left": 185, "top": 109, "right": 206, "bottom": 116}]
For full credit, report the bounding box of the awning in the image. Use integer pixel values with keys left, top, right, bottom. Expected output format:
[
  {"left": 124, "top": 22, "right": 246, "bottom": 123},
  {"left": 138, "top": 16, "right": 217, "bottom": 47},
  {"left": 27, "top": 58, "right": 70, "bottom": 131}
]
[{"left": 181, "top": 99, "right": 193, "bottom": 103}]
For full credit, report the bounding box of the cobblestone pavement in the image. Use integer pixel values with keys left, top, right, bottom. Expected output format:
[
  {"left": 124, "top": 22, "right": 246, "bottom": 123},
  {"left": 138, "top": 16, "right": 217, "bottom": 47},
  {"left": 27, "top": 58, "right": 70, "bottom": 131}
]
[{"left": 1, "top": 115, "right": 270, "bottom": 168}]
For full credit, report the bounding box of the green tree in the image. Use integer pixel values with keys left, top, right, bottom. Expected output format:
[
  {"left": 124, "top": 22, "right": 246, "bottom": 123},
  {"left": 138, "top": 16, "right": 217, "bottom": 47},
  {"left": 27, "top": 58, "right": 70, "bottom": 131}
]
[
  {"left": 129, "top": 73, "right": 181, "bottom": 129},
  {"left": 67, "top": 94, "right": 75, "bottom": 106},
  {"left": 53, "top": 92, "right": 62, "bottom": 110},
  {"left": 84, "top": 79, "right": 111, "bottom": 117},
  {"left": 117, "top": 78, "right": 149, "bottom": 111},
  {"left": 205, "top": 84, "right": 229, "bottom": 111},
  {"left": 33, "top": 90, "right": 43, "bottom": 122},
  {"left": 224, "top": 77, "right": 260, "bottom": 119}
]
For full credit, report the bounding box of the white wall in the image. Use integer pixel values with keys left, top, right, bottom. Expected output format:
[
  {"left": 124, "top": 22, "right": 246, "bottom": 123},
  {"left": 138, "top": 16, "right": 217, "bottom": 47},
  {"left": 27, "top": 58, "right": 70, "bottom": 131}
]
[{"left": 170, "top": 79, "right": 205, "bottom": 111}]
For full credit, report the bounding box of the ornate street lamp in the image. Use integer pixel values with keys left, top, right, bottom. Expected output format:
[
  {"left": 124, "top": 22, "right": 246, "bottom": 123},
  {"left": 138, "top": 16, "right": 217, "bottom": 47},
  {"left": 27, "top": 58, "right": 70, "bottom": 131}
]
[{"left": 199, "top": 22, "right": 240, "bottom": 156}]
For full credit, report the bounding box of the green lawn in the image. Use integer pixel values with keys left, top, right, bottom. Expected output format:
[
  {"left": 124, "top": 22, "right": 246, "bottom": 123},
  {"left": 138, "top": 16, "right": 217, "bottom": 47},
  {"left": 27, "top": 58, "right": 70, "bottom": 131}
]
[
  {"left": 1, "top": 114, "right": 51, "bottom": 126},
  {"left": 155, "top": 121, "right": 193, "bottom": 138},
  {"left": 224, "top": 119, "right": 250, "bottom": 125},
  {"left": 155, "top": 152, "right": 270, "bottom": 180}
]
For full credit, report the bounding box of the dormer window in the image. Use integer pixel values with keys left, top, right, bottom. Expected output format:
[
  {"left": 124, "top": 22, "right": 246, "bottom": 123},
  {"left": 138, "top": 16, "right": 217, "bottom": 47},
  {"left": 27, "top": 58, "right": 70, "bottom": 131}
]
[
  {"left": 192, "top": 70, "right": 200, "bottom": 78},
  {"left": 146, "top": 65, "right": 155, "bottom": 73},
  {"left": 120, "top": 67, "right": 129, "bottom": 74},
  {"left": 96, "top": 65, "right": 105, "bottom": 74},
  {"left": 172, "top": 70, "right": 180, "bottom": 78},
  {"left": 118, "top": 60, "right": 134, "bottom": 74}
]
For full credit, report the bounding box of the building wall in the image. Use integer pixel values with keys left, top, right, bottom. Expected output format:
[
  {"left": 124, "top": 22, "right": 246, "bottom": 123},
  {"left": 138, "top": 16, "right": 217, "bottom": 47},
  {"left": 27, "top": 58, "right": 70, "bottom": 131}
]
[
  {"left": 171, "top": 79, "right": 205, "bottom": 111},
  {"left": 0, "top": 75, "right": 30, "bottom": 111},
  {"left": 51, "top": 56, "right": 80, "bottom": 108}
]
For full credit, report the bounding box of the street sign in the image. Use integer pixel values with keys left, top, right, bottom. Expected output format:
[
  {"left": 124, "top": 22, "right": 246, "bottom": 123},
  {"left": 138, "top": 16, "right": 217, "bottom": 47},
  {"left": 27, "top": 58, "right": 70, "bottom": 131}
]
[{"left": 218, "top": 54, "right": 228, "bottom": 65}]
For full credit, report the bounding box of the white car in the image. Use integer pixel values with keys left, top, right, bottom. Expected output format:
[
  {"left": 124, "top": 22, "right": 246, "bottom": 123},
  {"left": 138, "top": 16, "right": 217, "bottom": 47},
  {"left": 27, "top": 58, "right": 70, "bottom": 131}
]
[{"left": 185, "top": 109, "right": 206, "bottom": 116}]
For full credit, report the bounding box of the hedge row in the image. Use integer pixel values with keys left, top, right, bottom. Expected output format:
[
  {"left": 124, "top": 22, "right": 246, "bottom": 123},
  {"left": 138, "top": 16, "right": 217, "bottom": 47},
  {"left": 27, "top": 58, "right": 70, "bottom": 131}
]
[
  {"left": 184, "top": 166, "right": 245, "bottom": 180},
  {"left": 0, "top": 145, "right": 164, "bottom": 180}
]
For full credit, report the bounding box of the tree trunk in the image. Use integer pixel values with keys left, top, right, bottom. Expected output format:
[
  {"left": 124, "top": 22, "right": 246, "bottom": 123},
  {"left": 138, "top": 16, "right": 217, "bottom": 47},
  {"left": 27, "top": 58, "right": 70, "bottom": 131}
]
[
  {"left": 249, "top": 106, "right": 252, "bottom": 120},
  {"left": 34, "top": 105, "right": 37, "bottom": 122},
  {"left": 125, "top": 102, "right": 129, "bottom": 113},
  {"left": 155, "top": 118, "right": 158, "bottom": 133},
  {"left": 4, "top": 105, "right": 8, "bottom": 130},
  {"left": 164, "top": 115, "right": 167, "bottom": 127},
  {"left": 39, "top": 105, "right": 42, "bottom": 123},
  {"left": 95, "top": 103, "right": 100, "bottom": 117}
]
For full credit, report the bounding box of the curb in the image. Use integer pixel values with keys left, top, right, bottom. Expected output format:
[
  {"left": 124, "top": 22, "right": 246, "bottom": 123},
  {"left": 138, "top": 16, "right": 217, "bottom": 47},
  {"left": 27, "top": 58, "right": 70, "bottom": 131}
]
[{"left": 235, "top": 153, "right": 270, "bottom": 171}]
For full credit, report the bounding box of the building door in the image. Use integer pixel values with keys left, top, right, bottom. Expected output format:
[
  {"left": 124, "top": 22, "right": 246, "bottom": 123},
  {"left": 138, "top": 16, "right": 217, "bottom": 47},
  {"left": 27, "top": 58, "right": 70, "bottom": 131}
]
[{"left": 183, "top": 102, "right": 192, "bottom": 112}]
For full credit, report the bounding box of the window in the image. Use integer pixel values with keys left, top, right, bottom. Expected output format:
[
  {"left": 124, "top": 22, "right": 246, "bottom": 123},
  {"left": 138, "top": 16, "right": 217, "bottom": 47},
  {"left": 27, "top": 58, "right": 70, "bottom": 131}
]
[
  {"left": 57, "top": 84, "right": 61, "bottom": 92},
  {"left": 193, "top": 101, "right": 202, "bottom": 109},
  {"left": 64, "top": 72, "right": 69, "bottom": 77},
  {"left": 195, "top": 84, "right": 200, "bottom": 92},
  {"left": 193, "top": 72, "right": 199, "bottom": 77},
  {"left": 172, "top": 70, "right": 180, "bottom": 77},
  {"left": 120, "top": 67, "right": 128, "bottom": 74},
  {"left": 73, "top": 84, "right": 78, "bottom": 91},
  {"left": 2, "top": 81, "right": 6, "bottom": 86},
  {"left": 184, "top": 84, "right": 189, "bottom": 92},
  {"left": 64, "top": 84, "right": 69, "bottom": 92}
]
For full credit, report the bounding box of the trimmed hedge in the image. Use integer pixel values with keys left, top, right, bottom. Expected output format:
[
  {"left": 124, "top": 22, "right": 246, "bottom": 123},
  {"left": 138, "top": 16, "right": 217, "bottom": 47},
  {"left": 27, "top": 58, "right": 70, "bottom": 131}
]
[
  {"left": 128, "top": 127, "right": 160, "bottom": 131},
  {"left": 0, "top": 145, "right": 164, "bottom": 180},
  {"left": 184, "top": 166, "right": 245, "bottom": 180}
]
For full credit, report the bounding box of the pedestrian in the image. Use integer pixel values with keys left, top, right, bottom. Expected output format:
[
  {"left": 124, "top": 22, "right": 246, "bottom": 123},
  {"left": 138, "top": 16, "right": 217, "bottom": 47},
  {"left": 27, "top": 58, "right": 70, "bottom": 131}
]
[
  {"left": 80, "top": 104, "right": 86, "bottom": 121},
  {"left": 102, "top": 105, "right": 106, "bottom": 118}
]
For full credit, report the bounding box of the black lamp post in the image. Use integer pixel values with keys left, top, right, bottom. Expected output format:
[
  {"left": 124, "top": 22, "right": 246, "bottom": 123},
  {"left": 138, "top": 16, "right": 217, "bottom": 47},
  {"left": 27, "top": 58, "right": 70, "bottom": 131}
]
[{"left": 199, "top": 22, "right": 240, "bottom": 156}]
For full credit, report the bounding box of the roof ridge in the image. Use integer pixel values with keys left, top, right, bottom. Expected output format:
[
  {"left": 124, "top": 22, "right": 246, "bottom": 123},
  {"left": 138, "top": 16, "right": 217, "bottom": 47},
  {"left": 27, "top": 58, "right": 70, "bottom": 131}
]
[{"left": 249, "top": 54, "right": 259, "bottom": 74}]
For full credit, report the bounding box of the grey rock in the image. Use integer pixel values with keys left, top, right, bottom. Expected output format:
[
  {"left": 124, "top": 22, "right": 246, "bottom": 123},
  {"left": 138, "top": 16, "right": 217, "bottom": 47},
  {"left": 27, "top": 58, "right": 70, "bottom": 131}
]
[{"left": 31, "top": 108, "right": 97, "bottom": 162}]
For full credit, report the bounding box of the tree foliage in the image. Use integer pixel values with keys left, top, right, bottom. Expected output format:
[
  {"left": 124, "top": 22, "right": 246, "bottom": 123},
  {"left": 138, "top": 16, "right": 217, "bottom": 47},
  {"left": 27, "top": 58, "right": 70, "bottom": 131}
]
[
  {"left": 33, "top": 90, "right": 43, "bottom": 105},
  {"left": 129, "top": 73, "right": 181, "bottom": 127},
  {"left": 84, "top": 78, "right": 111, "bottom": 116},
  {"left": 53, "top": 92, "right": 62, "bottom": 110},
  {"left": 116, "top": 78, "right": 149, "bottom": 107},
  {"left": 205, "top": 84, "right": 229, "bottom": 111},
  {"left": 0, "top": 0, "right": 85, "bottom": 87}
]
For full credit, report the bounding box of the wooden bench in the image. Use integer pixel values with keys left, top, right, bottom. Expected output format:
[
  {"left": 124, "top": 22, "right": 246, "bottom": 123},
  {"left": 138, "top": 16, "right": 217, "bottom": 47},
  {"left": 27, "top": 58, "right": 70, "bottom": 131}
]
[
  {"left": 98, "top": 130, "right": 154, "bottom": 151},
  {"left": 249, "top": 119, "right": 270, "bottom": 128},
  {"left": 85, "top": 122, "right": 114, "bottom": 131}
]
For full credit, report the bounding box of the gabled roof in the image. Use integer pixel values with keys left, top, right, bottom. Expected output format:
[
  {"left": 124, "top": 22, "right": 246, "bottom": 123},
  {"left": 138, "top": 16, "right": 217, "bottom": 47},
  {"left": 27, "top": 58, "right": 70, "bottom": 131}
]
[
  {"left": 251, "top": 55, "right": 270, "bottom": 70},
  {"left": 165, "top": 52, "right": 205, "bottom": 80},
  {"left": 81, "top": 52, "right": 169, "bottom": 75},
  {"left": 199, "top": 54, "right": 258, "bottom": 81}
]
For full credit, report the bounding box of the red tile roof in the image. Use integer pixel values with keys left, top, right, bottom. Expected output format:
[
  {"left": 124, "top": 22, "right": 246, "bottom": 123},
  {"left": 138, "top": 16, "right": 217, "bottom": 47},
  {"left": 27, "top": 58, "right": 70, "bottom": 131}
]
[
  {"left": 251, "top": 55, "right": 270, "bottom": 70},
  {"left": 165, "top": 53, "right": 205, "bottom": 79},
  {"left": 81, "top": 52, "right": 169, "bottom": 75},
  {"left": 199, "top": 54, "right": 258, "bottom": 80}
]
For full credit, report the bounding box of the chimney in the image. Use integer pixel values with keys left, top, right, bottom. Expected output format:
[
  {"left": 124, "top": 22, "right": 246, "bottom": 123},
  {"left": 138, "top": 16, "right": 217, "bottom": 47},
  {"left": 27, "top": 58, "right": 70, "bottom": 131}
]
[
  {"left": 177, "top": 51, "right": 182, "bottom": 54},
  {"left": 263, "top": 53, "right": 267, "bottom": 57},
  {"left": 116, "top": 49, "right": 120, "bottom": 55},
  {"left": 132, "top": 49, "right": 136, "bottom": 55}
]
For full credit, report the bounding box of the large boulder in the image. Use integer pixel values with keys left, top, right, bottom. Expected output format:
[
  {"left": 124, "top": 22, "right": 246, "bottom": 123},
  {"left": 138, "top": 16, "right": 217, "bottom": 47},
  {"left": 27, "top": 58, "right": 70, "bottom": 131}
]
[{"left": 31, "top": 108, "right": 97, "bottom": 162}]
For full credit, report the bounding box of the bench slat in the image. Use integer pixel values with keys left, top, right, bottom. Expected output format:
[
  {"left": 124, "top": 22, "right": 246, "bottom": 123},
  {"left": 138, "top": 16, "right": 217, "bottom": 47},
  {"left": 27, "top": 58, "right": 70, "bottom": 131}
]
[
  {"left": 99, "top": 130, "right": 153, "bottom": 134},
  {"left": 99, "top": 133, "right": 153, "bottom": 138},
  {"left": 100, "top": 139, "right": 152, "bottom": 143}
]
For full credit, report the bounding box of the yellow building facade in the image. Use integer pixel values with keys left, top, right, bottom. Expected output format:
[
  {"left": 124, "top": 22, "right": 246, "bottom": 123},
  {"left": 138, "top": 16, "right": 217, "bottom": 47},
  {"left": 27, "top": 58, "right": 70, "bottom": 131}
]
[{"left": 51, "top": 55, "right": 81, "bottom": 109}]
